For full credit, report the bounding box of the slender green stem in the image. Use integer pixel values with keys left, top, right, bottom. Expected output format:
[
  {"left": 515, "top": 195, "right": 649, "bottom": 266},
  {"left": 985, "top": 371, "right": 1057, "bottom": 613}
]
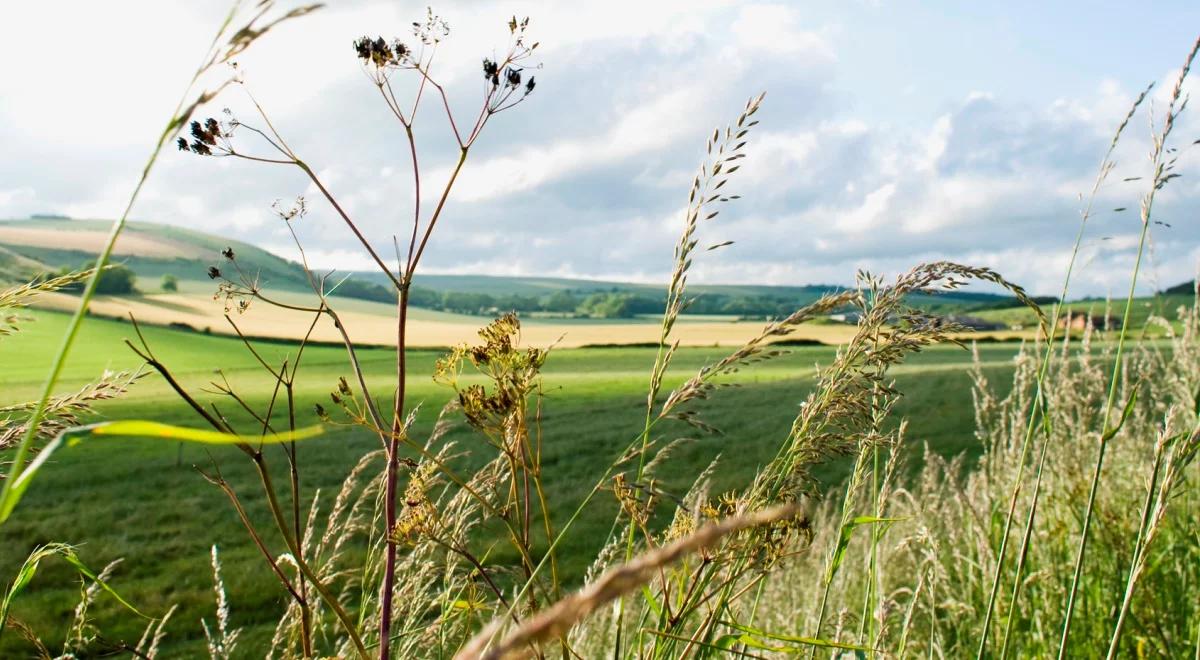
[
  {"left": 1105, "top": 438, "right": 1167, "bottom": 659},
  {"left": 1065, "top": 204, "right": 1156, "bottom": 657},
  {"left": 1060, "top": 38, "right": 1198, "bottom": 655}
]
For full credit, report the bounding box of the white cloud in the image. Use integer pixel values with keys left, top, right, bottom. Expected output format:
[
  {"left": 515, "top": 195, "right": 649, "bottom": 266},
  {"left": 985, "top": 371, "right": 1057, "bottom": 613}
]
[
  {"left": 0, "top": 187, "right": 36, "bottom": 216},
  {"left": 434, "top": 86, "right": 707, "bottom": 202},
  {"left": 730, "top": 4, "right": 835, "bottom": 59},
  {"left": 837, "top": 182, "right": 896, "bottom": 234}
]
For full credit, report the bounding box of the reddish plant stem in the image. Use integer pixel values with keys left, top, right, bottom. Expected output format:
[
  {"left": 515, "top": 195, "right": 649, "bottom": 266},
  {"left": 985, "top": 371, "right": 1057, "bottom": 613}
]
[{"left": 379, "top": 286, "right": 409, "bottom": 660}]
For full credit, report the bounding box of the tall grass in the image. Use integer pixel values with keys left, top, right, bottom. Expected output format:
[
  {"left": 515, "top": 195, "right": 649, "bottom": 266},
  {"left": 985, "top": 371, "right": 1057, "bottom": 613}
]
[
  {"left": 733, "top": 299, "right": 1199, "bottom": 657},
  {"left": 1059, "top": 35, "right": 1200, "bottom": 657}
]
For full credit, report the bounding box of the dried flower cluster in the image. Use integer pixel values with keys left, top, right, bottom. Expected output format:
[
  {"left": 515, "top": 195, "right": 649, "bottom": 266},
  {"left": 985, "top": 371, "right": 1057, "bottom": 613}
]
[
  {"left": 177, "top": 115, "right": 234, "bottom": 156},
  {"left": 434, "top": 313, "right": 546, "bottom": 442},
  {"left": 354, "top": 36, "right": 411, "bottom": 68}
]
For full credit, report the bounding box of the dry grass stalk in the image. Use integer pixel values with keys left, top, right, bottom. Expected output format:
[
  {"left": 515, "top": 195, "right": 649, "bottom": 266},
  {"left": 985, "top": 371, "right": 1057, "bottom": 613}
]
[{"left": 456, "top": 503, "right": 800, "bottom": 660}]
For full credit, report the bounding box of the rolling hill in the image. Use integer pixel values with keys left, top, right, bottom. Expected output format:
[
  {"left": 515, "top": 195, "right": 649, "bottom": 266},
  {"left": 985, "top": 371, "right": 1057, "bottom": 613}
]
[
  {"left": 0, "top": 218, "right": 1031, "bottom": 315},
  {"left": 0, "top": 218, "right": 310, "bottom": 290}
]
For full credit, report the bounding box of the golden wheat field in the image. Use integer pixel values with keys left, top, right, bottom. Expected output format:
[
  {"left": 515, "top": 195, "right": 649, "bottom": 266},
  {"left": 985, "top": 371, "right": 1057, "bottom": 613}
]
[
  {"left": 0, "top": 226, "right": 205, "bottom": 259},
  {"left": 31, "top": 289, "right": 1034, "bottom": 348}
]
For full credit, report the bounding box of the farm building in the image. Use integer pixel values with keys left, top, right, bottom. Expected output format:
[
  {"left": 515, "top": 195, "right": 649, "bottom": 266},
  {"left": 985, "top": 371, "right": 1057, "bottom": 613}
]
[{"left": 1057, "top": 313, "right": 1122, "bottom": 331}]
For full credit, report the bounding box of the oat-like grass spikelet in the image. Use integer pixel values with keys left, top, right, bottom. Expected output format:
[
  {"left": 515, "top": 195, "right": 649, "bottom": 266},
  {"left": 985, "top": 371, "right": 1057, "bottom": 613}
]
[
  {"left": 0, "top": 269, "right": 95, "bottom": 338},
  {"left": 0, "top": 370, "right": 143, "bottom": 456}
]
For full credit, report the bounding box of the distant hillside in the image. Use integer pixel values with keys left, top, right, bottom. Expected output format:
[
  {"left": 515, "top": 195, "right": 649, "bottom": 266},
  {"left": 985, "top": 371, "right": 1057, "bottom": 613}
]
[
  {"left": 1164, "top": 280, "right": 1196, "bottom": 295},
  {"left": 362, "top": 273, "right": 842, "bottom": 298},
  {"left": 0, "top": 245, "right": 45, "bottom": 282},
  {"left": 1, "top": 218, "right": 1027, "bottom": 317},
  {"left": 0, "top": 218, "right": 309, "bottom": 290}
]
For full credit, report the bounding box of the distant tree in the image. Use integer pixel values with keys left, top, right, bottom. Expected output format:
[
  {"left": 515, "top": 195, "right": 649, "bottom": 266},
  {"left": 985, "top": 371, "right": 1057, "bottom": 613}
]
[
  {"left": 408, "top": 286, "right": 442, "bottom": 309},
  {"left": 494, "top": 293, "right": 540, "bottom": 312},
  {"left": 95, "top": 264, "right": 138, "bottom": 294},
  {"left": 581, "top": 292, "right": 636, "bottom": 318},
  {"left": 58, "top": 263, "right": 137, "bottom": 295},
  {"left": 331, "top": 277, "right": 394, "bottom": 303},
  {"left": 161, "top": 273, "right": 179, "bottom": 292},
  {"left": 442, "top": 291, "right": 496, "bottom": 314},
  {"left": 542, "top": 290, "right": 579, "bottom": 313}
]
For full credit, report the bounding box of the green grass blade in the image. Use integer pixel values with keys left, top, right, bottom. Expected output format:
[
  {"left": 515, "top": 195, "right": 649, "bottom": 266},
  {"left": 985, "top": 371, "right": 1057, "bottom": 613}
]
[
  {"left": 0, "top": 543, "right": 148, "bottom": 643},
  {"left": 726, "top": 621, "right": 870, "bottom": 653},
  {"left": 0, "top": 422, "right": 323, "bottom": 523},
  {"left": 830, "top": 516, "right": 901, "bottom": 576},
  {"left": 91, "top": 420, "right": 324, "bottom": 444}
]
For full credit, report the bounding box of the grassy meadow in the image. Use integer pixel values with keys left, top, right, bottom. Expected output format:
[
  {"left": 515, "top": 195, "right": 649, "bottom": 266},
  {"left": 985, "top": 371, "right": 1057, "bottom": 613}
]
[{"left": 0, "top": 308, "right": 1022, "bottom": 654}]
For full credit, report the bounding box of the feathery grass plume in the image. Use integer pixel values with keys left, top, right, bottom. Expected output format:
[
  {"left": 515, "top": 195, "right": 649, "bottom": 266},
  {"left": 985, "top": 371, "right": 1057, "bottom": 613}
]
[
  {"left": 202, "top": 545, "right": 241, "bottom": 660},
  {"left": 607, "top": 92, "right": 767, "bottom": 651},
  {"left": 646, "top": 92, "right": 765, "bottom": 420},
  {"left": 755, "top": 262, "right": 1043, "bottom": 501}
]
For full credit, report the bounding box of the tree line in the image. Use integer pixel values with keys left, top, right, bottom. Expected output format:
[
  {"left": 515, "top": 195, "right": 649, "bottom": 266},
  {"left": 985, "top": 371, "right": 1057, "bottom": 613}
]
[{"left": 332, "top": 277, "right": 822, "bottom": 319}]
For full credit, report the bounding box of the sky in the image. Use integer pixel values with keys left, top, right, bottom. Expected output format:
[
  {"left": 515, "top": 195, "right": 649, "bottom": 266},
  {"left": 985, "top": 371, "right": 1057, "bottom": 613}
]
[{"left": 3, "top": 1, "right": 1200, "bottom": 296}]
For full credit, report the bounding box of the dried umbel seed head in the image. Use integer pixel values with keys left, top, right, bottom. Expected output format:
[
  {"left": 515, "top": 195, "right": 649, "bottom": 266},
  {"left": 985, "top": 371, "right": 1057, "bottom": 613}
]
[
  {"left": 354, "top": 35, "right": 409, "bottom": 68},
  {"left": 207, "top": 266, "right": 221, "bottom": 280},
  {"left": 179, "top": 117, "right": 233, "bottom": 156},
  {"left": 433, "top": 313, "right": 547, "bottom": 441},
  {"left": 412, "top": 7, "right": 449, "bottom": 45},
  {"left": 611, "top": 473, "right": 657, "bottom": 526},
  {"left": 313, "top": 403, "right": 330, "bottom": 422},
  {"left": 221, "top": 247, "right": 235, "bottom": 260},
  {"left": 388, "top": 462, "right": 440, "bottom": 545},
  {"left": 272, "top": 197, "right": 307, "bottom": 222},
  {"left": 482, "top": 58, "right": 499, "bottom": 84}
]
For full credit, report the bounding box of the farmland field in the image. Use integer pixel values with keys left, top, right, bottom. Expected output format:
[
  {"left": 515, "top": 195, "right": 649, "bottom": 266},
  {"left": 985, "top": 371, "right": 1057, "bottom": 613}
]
[{"left": 0, "top": 309, "right": 1021, "bottom": 654}]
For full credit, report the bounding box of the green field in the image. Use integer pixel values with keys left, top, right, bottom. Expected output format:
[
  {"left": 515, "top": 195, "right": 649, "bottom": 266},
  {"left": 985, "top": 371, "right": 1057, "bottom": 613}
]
[{"left": 0, "top": 309, "right": 1021, "bottom": 655}]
